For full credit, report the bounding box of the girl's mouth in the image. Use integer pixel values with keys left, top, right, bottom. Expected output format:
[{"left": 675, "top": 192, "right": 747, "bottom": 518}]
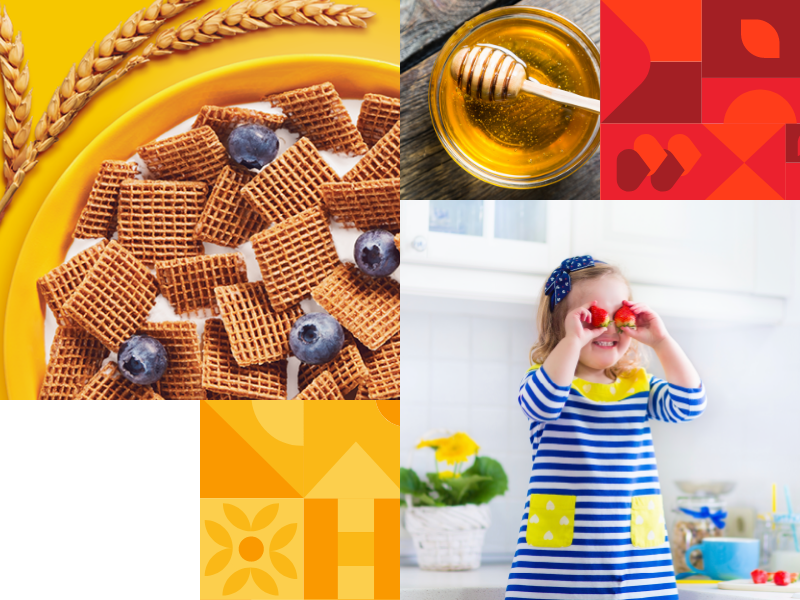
[{"left": 593, "top": 340, "right": 617, "bottom": 348}]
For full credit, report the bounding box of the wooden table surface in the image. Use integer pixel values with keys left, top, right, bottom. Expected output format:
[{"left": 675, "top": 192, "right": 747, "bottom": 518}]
[{"left": 400, "top": 0, "right": 600, "bottom": 199}]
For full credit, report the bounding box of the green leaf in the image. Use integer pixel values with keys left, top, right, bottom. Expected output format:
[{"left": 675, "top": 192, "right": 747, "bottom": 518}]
[
  {"left": 444, "top": 475, "right": 491, "bottom": 503},
  {"left": 400, "top": 467, "right": 423, "bottom": 495},
  {"left": 415, "top": 493, "right": 439, "bottom": 506},
  {"left": 461, "top": 456, "right": 509, "bottom": 504}
]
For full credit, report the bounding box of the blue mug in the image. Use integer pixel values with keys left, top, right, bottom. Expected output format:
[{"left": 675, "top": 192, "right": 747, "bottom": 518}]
[{"left": 684, "top": 537, "right": 760, "bottom": 580}]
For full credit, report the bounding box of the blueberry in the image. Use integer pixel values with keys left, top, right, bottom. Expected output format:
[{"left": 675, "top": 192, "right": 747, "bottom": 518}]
[
  {"left": 118, "top": 335, "right": 168, "bottom": 386},
  {"left": 354, "top": 229, "right": 400, "bottom": 277},
  {"left": 227, "top": 124, "right": 279, "bottom": 170},
  {"left": 289, "top": 313, "right": 344, "bottom": 365}
]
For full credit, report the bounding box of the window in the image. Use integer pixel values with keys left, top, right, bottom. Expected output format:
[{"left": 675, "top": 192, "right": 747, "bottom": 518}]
[{"left": 428, "top": 200, "right": 546, "bottom": 242}]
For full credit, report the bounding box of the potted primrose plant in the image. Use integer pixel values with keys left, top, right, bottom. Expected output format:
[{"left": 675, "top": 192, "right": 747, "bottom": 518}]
[{"left": 401, "top": 431, "right": 508, "bottom": 571}]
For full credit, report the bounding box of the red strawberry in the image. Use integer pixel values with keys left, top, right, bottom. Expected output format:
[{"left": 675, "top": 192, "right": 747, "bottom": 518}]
[
  {"left": 614, "top": 305, "right": 637, "bottom": 330},
  {"left": 751, "top": 569, "right": 768, "bottom": 584},
  {"left": 588, "top": 305, "right": 610, "bottom": 328},
  {"left": 790, "top": 573, "right": 798, "bottom": 584},
  {"left": 774, "top": 571, "right": 791, "bottom": 586}
]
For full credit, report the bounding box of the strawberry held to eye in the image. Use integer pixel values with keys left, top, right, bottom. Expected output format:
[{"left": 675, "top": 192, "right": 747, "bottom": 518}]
[
  {"left": 614, "top": 305, "right": 637, "bottom": 330},
  {"left": 588, "top": 305, "right": 610, "bottom": 328}
]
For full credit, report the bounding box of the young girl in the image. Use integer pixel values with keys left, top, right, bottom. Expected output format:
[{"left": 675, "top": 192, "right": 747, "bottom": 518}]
[{"left": 505, "top": 256, "right": 706, "bottom": 600}]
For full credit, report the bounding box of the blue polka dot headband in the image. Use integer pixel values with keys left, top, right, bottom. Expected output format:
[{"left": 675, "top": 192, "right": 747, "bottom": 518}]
[{"left": 545, "top": 255, "right": 605, "bottom": 310}]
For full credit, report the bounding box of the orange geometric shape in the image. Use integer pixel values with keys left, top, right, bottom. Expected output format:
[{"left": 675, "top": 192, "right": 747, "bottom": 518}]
[
  {"left": 603, "top": 0, "right": 701, "bottom": 61},
  {"left": 704, "top": 123, "right": 784, "bottom": 162},
  {"left": 706, "top": 164, "right": 783, "bottom": 199},
  {"left": 304, "top": 401, "right": 399, "bottom": 496},
  {"left": 741, "top": 20, "right": 780, "bottom": 59},
  {"left": 205, "top": 400, "right": 304, "bottom": 495},
  {"left": 305, "top": 499, "right": 338, "bottom": 599},
  {"left": 376, "top": 400, "right": 400, "bottom": 426},
  {"left": 374, "top": 499, "right": 400, "bottom": 600},
  {"left": 724, "top": 90, "right": 796, "bottom": 124},
  {"left": 633, "top": 134, "right": 667, "bottom": 175},
  {"left": 338, "top": 532, "right": 375, "bottom": 566},
  {"left": 668, "top": 134, "right": 702, "bottom": 176},
  {"left": 200, "top": 401, "right": 301, "bottom": 498},
  {"left": 239, "top": 536, "right": 264, "bottom": 562}
]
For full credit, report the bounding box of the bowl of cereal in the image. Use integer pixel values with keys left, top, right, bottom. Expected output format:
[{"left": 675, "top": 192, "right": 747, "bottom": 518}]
[{"left": 5, "top": 54, "right": 400, "bottom": 400}]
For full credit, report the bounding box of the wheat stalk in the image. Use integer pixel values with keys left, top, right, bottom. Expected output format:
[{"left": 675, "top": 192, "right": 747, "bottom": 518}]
[
  {"left": 0, "top": 0, "right": 205, "bottom": 214},
  {"left": 140, "top": 0, "right": 375, "bottom": 58},
  {"left": 0, "top": 7, "right": 31, "bottom": 188},
  {"left": 0, "top": 0, "right": 375, "bottom": 215}
]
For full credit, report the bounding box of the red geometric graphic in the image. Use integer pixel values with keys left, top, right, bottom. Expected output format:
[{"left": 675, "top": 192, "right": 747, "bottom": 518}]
[{"left": 602, "top": 0, "right": 799, "bottom": 198}]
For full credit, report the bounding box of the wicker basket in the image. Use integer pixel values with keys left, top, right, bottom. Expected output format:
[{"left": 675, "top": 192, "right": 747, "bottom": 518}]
[{"left": 404, "top": 503, "right": 492, "bottom": 571}]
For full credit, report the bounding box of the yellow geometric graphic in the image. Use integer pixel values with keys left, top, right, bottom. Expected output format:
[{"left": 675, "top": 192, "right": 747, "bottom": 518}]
[
  {"left": 201, "top": 498, "right": 303, "bottom": 599},
  {"left": 339, "top": 498, "right": 374, "bottom": 532},
  {"left": 338, "top": 566, "right": 375, "bottom": 600},
  {"left": 305, "top": 401, "right": 400, "bottom": 496},
  {"left": 204, "top": 400, "right": 304, "bottom": 496},
  {"left": 338, "top": 532, "right": 374, "bottom": 566},
  {"left": 306, "top": 443, "right": 399, "bottom": 499}
]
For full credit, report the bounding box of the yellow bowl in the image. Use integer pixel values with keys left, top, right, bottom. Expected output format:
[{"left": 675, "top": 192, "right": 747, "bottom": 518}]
[{"left": 4, "top": 54, "right": 399, "bottom": 400}]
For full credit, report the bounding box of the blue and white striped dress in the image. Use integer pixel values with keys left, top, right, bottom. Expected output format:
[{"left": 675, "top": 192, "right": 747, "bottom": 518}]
[{"left": 505, "top": 364, "right": 707, "bottom": 600}]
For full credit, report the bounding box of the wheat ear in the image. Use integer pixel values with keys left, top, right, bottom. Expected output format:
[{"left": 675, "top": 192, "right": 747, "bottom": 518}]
[
  {"left": 0, "top": 0, "right": 206, "bottom": 214},
  {"left": 0, "top": 7, "right": 31, "bottom": 187},
  {"left": 140, "top": 0, "right": 375, "bottom": 59}
]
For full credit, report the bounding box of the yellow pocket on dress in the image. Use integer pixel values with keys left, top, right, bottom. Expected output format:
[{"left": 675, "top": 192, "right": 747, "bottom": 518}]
[
  {"left": 631, "top": 494, "right": 666, "bottom": 548},
  {"left": 526, "top": 494, "right": 576, "bottom": 548}
]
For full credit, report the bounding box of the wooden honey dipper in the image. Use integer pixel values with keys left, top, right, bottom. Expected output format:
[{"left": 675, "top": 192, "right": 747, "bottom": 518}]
[{"left": 450, "top": 44, "right": 600, "bottom": 114}]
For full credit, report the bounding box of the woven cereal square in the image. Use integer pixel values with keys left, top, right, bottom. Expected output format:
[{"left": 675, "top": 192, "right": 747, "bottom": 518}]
[
  {"left": 193, "top": 166, "right": 265, "bottom": 247},
  {"left": 362, "top": 334, "right": 400, "bottom": 399},
  {"left": 240, "top": 137, "right": 339, "bottom": 224},
  {"left": 37, "top": 240, "right": 108, "bottom": 326},
  {"left": 214, "top": 281, "right": 304, "bottom": 367},
  {"left": 192, "top": 105, "right": 286, "bottom": 144},
  {"left": 312, "top": 262, "right": 400, "bottom": 350},
  {"left": 357, "top": 94, "right": 400, "bottom": 148},
  {"left": 298, "top": 343, "right": 369, "bottom": 395},
  {"left": 137, "top": 126, "right": 228, "bottom": 184},
  {"left": 139, "top": 321, "right": 204, "bottom": 400},
  {"left": 250, "top": 206, "right": 340, "bottom": 311},
  {"left": 293, "top": 370, "right": 343, "bottom": 400},
  {"left": 155, "top": 253, "right": 248, "bottom": 317},
  {"left": 73, "top": 161, "right": 139, "bottom": 240},
  {"left": 321, "top": 178, "right": 400, "bottom": 230},
  {"left": 62, "top": 240, "right": 159, "bottom": 352},
  {"left": 265, "top": 82, "right": 368, "bottom": 155},
  {"left": 118, "top": 179, "right": 208, "bottom": 266},
  {"left": 201, "top": 319, "right": 287, "bottom": 400},
  {"left": 76, "top": 362, "right": 163, "bottom": 400},
  {"left": 344, "top": 121, "right": 400, "bottom": 182},
  {"left": 38, "top": 327, "right": 109, "bottom": 400}
]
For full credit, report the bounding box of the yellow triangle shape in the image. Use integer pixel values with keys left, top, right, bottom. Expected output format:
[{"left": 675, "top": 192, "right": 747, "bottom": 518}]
[{"left": 306, "top": 442, "right": 399, "bottom": 499}]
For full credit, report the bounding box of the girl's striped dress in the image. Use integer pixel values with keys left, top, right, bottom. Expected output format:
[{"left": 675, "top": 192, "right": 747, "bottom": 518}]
[{"left": 505, "top": 364, "right": 707, "bottom": 600}]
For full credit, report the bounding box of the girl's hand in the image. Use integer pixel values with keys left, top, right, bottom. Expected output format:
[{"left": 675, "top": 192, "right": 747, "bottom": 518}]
[
  {"left": 618, "top": 300, "right": 670, "bottom": 348},
  {"left": 564, "top": 301, "right": 607, "bottom": 347}
]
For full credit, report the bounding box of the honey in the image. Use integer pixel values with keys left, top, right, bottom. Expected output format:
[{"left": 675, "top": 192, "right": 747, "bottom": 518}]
[{"left": 429, "top": 8, "right": 600, "bottom": 188}]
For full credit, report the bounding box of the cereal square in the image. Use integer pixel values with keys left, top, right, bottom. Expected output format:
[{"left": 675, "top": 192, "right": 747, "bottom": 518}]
[
  {"left": 73, "top": 161, "right": 139, "bottom": 239},
  {"left": 38, "top": 327, "right": 109, "bottom": 400},
  {"left": 137, "top": 126, "right": 228, "bottom": 184},
  {"left": 250, "top": 206, "right": 340, "bottom": 311}
]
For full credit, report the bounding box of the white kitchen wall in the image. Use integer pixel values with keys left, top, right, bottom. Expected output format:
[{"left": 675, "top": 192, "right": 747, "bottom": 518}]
[{"left": 401, "top": 279, "right": 800, "bottom": 561}]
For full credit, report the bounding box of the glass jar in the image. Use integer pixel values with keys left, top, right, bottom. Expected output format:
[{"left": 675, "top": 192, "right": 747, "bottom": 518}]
[
  {"left": 755, "top": 513, "right": 800, "bottom": 571},
  {"left": 672, "top": 496, "right": 727, "bottom": 574},
  {"left": 428, "top": 7, "right": 600, "bottom": 189}
]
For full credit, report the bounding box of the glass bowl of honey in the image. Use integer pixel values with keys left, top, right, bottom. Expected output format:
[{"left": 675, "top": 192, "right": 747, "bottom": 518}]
[{"left": 429, "top": 7, "right": 600, "bottom": 189}]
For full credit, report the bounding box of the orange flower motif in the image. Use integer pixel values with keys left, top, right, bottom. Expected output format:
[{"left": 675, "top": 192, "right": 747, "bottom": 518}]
[{"left": 204, "top": 502, "right": 298, "bottom": 596}]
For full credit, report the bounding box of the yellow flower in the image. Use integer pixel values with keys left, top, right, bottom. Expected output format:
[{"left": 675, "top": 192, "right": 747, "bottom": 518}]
[
  {"left": 438, "top": 470, "right": 461, "bottom": 479},
  {"left": 416, "top": 436, "right": 450, "bottom": 449},
  {"left": 434, "top": 432, "right": 480, "bottom": 465},
  {"left": 204, "top": 502, "right": 298, "bottom": 596}
]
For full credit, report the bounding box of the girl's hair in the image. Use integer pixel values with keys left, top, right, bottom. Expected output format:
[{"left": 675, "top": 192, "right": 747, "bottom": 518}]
[{"left": 529, "top": 263, "right": 643, "bottom": 380}]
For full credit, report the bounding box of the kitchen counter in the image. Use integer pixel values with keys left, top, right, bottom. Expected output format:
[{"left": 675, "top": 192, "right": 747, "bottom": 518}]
[{"left": 400, "top": 564, "right": 799, "bottom": 600}]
